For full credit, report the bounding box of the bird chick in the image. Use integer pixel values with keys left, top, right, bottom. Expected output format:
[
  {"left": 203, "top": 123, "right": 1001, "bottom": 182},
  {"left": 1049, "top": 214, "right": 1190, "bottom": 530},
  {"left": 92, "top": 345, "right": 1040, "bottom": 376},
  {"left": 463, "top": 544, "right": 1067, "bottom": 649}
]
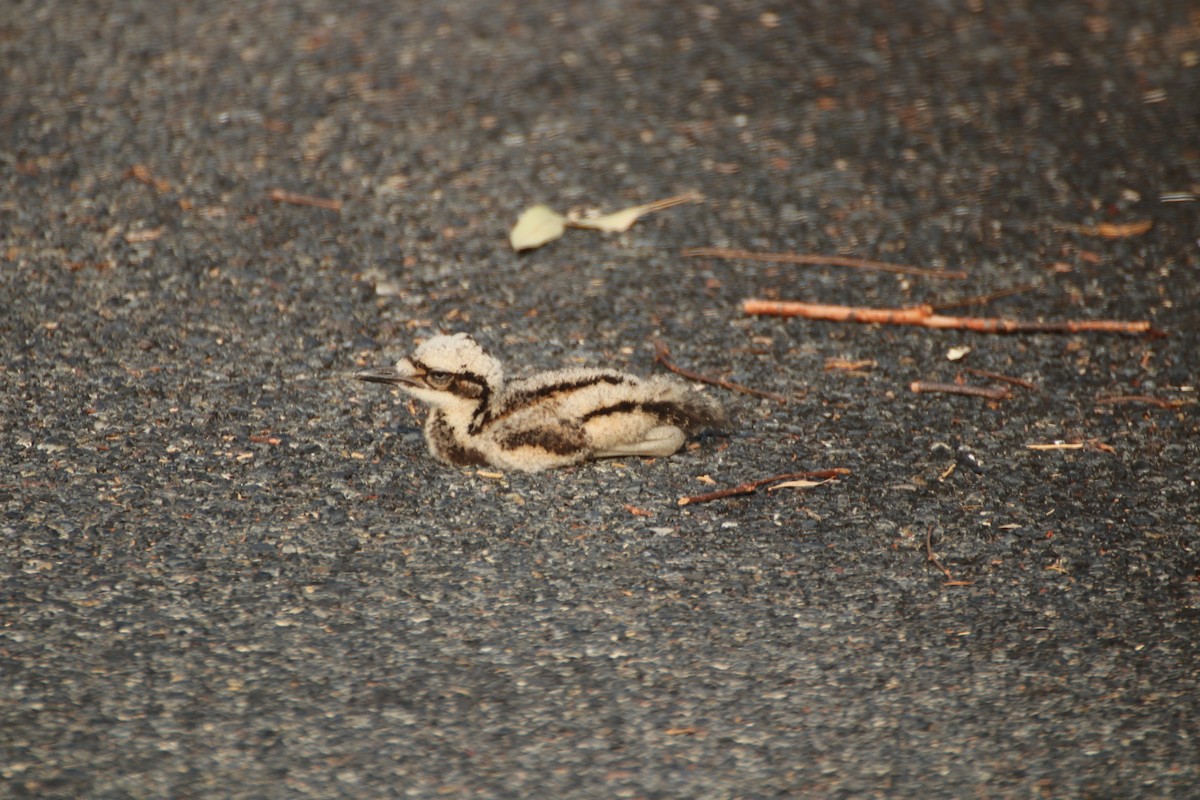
[{"left": 356, "top": 333, "right": 726, "bottom": 472}]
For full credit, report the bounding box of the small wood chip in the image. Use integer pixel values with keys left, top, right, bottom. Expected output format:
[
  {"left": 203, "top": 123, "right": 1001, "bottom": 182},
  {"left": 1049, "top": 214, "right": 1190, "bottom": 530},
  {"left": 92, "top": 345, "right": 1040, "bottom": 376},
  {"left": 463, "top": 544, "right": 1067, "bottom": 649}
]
[{"left": 268, "top": 188, "right": 342, "bottom": 211}]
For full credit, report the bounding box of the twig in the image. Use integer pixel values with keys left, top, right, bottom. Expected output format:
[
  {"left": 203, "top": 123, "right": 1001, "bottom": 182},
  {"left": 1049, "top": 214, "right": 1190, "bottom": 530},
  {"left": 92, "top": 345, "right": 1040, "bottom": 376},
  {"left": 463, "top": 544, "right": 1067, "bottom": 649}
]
[
  {"left": 678, "top": 469, "right": 849, "bottom": 506},
  {"left": 825, "top": 358, "right": 877, "bottom": 372},
  {"left": 1086, "top": 220, "right": 1154, "bottom": 238},
  {"left": 683, "top": 247, "right": 968, "bottom": 280},
  {"left": 268, "top": 188, "right": 342, "bottom": 211},
  {"left": 653, "top": 340, "right": 788, "bottom": 404},
  {"left": 1015, "top": 219, "right": 1155, "bottom": 238},
  {"left": 931, "top": 283, "right": 1041, "bottom": 311},
  {"left": 926, "top": 527, "right": 954, "bottom": 581},
  {"left": 960, "top": 367, "right": 1039, "bottom": 391},
  {"left": 743, "top": 300, "right": 1153, "bottom": 335},
  {"left": 1094, "top": 394, "right": 1188, "bottom": 410},
  {"left": 911, "top": 381, "right": 1012, "bottom": 401},
  {"left": 1027, "top": 440, "right": 1117, "bottom": 453}
]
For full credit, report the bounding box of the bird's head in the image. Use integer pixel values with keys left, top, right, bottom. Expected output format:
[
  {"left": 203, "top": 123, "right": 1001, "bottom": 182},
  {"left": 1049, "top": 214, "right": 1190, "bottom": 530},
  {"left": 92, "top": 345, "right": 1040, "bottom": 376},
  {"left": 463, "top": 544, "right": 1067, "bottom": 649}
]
[{"left": 356, "top": 333, "right": 503, "bottom": 413}]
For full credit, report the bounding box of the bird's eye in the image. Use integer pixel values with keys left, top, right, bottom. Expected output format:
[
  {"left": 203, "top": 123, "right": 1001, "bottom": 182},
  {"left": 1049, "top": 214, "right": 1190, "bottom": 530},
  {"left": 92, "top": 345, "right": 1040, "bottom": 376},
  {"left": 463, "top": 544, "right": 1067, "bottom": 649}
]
[{"left": 425, "top": 370, "right": 453, "bottom": 389}]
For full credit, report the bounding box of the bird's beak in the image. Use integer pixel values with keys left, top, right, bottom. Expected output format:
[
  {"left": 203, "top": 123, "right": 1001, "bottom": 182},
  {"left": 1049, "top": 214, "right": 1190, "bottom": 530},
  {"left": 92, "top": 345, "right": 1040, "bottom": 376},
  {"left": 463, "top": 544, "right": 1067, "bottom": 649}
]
[{"left": 355, "top": 359, "right": 419, "bottom": 386}]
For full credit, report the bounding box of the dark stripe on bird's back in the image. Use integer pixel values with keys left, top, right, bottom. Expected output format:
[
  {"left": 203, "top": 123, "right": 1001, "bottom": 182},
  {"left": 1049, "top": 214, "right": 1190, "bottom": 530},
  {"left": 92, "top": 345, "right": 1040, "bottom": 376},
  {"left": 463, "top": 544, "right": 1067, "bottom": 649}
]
[
  {"left": 582, "top": 399, "right": 720, "bottom": 428},
  {"left": 508, "top": 372, "right": 632, "bottom": 405},
  {"left": 470, "top": 372, "right": 633, "bottom": 434}
]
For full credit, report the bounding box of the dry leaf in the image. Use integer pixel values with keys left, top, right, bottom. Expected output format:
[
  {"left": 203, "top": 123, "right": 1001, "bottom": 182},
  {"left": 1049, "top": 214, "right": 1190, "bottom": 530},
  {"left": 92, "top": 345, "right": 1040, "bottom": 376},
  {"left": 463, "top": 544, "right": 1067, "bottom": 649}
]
[
  {"left": 509, "top": 205, "right": 566, "bottom": 251},
  {"left": 766, "top": 479, "right": 831, "bottom": 491},
  {"left": 567, "top": 193, "right": 701, "bottom": 233}
]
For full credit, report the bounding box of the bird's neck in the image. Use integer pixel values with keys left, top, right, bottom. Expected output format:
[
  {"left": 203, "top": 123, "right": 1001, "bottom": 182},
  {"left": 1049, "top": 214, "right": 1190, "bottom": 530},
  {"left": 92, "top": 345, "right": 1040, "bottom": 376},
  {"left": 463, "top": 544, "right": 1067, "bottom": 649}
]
[
  {"left": 426, "top": 409, "right": 490, "bottom": 467},
  {"left": 426, "top": 384, "right": 498, "bottom": 439}
]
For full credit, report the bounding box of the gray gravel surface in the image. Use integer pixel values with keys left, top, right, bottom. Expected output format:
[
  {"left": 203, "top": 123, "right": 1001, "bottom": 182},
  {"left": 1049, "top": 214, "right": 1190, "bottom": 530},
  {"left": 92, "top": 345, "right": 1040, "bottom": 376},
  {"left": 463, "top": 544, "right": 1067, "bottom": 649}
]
[{"left": 3, "top": 1, "right": 1199, "bottom": 798}]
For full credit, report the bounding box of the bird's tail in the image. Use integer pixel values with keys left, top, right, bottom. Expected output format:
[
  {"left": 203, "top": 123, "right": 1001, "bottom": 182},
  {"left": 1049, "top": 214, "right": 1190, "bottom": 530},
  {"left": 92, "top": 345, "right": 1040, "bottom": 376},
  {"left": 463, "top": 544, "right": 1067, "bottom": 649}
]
[{"left": 647, "top": 377, "right": 728, "bottom": 431}]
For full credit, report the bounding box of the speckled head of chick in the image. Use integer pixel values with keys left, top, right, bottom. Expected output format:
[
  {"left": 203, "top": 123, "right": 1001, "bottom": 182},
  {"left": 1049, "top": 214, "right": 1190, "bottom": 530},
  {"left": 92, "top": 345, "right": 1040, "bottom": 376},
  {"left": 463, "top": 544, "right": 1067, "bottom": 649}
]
[{"left": 356, "top": 333, "right": 726, "bottom": 472}]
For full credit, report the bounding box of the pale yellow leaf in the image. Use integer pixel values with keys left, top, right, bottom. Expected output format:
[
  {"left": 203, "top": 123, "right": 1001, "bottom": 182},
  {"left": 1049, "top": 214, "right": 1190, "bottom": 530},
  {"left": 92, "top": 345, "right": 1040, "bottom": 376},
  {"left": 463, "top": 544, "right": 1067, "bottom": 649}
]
[
  {"left": 766, "top": 479, "right": 831, "bottom": 491},
  {"left": 510, "top": 205, "right": 566, "bottom": 251}
]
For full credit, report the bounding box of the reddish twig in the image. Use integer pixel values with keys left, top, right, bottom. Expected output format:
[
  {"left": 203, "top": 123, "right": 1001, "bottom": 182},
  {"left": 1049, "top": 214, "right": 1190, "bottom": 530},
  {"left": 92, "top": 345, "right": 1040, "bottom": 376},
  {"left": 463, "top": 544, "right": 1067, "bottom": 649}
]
[
  {"left": 926, "top": 527, "right": 954, "bottom": 581},
  {"left": 1026, "top": 442, "right": 1085, "bottom": 451},
  {"left": 1087, "top": 220, "right": 1154, "bottom": 238},
  {"left": 1094, "top": 395, "right": 1188, "bottom": 410},
  {"left": 684, "top": 247, "right": 967, "bottom": 280},
  {"left": 653, "top": 340, "right": 788, "bottom": 404},
  {"left": 960, "top": 367, "right": 1039, "bottom": 391},
  {"left": 743, "top": 300, "right": 1153, "bottom": 335},
  {"left": 678, "top": 469, "right": 849, "bottom": 506},
  {"left": 268, "top": 188, "right": 342, "bottom": 211},
  {"left": 825, "top": 358, "right": 877, "bottom": 372},
  {"left": 911, "top": 381, "right": 1012, "bottom": 401}
]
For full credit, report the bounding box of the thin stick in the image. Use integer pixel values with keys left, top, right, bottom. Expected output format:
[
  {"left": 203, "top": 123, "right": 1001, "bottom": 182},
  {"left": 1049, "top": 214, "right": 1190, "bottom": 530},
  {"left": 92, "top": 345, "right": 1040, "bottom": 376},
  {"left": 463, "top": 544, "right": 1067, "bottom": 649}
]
[
  {"left": 678, "top": 469, "right": 848, "bottom": 506},
  {"left": 931, "top": 283, "right": 1041, "bottom": 311},
  {"left": 613, "top": 192, "right": 701, "bottom": 216},
  {"left": 743, "top": 300, "right": 1153, "bottom": 335},
  {"left": 684, "top": 247, "right": 968, "bottom": 280},
  {"left": 911, "top": 381, "right": 1012, "bottom": 400},
  {"left": 825, "top": 358, "right": 877, "bottom": 372},
  {"left": 926, "top": 527, "right": 954, "bottom": 581},
  {"left": 653, "top": 340, "right": 788, "bottom": 404},
  {"left": 268, "top": 188, "right": 343, "bottom": 211},
  {"left": 960, "top": 367, "right": 1039, "bottom": 391},
  {"left": 1094, "top": 394, "right": 1188, "bottom": 410}
]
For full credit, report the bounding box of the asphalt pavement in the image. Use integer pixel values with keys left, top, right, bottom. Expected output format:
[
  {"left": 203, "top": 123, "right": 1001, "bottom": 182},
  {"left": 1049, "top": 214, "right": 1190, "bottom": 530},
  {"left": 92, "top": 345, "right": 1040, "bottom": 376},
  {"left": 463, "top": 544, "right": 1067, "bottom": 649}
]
[{"left": 3, "top": 1, "right": 1199, "bottom": 797}]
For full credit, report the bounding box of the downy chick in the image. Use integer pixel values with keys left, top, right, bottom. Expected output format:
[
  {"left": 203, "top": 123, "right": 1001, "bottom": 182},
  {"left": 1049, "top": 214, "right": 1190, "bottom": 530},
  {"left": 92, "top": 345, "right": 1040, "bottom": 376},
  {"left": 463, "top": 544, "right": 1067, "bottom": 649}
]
[{"left": 356, "top": 333, "right": 725, "bottom": 472}]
